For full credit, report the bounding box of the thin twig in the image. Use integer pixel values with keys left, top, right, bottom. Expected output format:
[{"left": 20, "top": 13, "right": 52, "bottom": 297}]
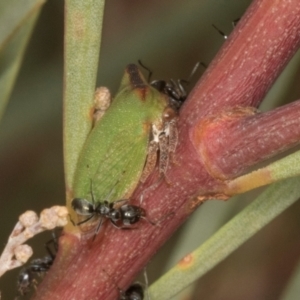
[{"left": 0, "top": 206, "right": 68, "bottom": 277}]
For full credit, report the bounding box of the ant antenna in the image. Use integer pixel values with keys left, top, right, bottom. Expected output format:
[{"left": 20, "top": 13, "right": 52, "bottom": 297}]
[
  {"left": 89, "top": 177, "right": 120, "bottom": 204},
  {"left": 186, "top": 62, "right": 200, "bottom": 83},
  {"left": 139, "top": 195, "right": 154, "bottom": 225},
  {"left": 212, "top": 24, "right": 228, "bottom": 39},
  {"left": 212, "top": 19, "right": 240, "bottom": 40},
  {"left": 90, "top": 179, "right": 96, "bottom": 205},
  {"left": 138, "top": 60, "right": 153, "bottom": 82}
]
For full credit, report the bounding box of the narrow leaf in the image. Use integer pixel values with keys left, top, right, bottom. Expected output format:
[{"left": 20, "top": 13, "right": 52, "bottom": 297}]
[
  {"left": 226, "top": 149, "right": 300, "bottom": 195},
  {"left": 0, "top": 0, "right": 44, "bottom": 120},
  {"left": 149, "top": 178, "right": 300, "bottom": 299},
  {"left": 63, "top": 0, "right": 106, "bottom": 191}
]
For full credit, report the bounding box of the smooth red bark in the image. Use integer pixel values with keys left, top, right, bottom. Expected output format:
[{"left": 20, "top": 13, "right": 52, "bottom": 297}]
[{"left": 33, "top": 0, "right": 300, "bottom": 299}]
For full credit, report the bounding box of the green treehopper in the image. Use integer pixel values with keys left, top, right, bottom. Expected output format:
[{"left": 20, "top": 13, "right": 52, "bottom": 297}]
[{"left": 72, "top": 64, "right": 178, "bottom": 227}]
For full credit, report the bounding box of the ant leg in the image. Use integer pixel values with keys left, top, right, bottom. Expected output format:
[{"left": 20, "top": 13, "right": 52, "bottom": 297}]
[
  {"left": 102, "top": 269, "right": 127, "bottom": 299},
  {"left": 90, "top": 179, "right": 95, "bottom": 205},
  {"left": 110, "top": 219, "right": 137, "bottom": 230},
  {"left": 51, "top": 230, "right": 59, "bottom": 252},
  {"left": 45, "top": 236, "right": 58, "bottom": 260},
  {"left": 139, "top": 176, "right": 164, "bottom": 207},
  {"left": 143, "top": 268, "right": 150, "bottom": 300},
  {"left": 110, "top": 219, "right": 123, "bottom": 229},
  {"left": 141, "top": 215, "right": 156, "bottom": 227},
  {"left": 139, "top": 209, "right": 174, "bottom": 228},
  {"left": 69, "top": 214, "right": 76, "bottom": 226},
  {"left": 232, "top": 18, "right": 240, "bottom": 28},
  {"left": 93, "top": 217, "right": 104, "bottom": 241},
  {"left": 76, "top": 214, "right": 95, "bottom": 226}
]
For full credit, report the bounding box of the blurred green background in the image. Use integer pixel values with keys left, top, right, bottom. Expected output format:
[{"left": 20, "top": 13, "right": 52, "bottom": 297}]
[{"left": 1, "top": 0, "right": 300, "bottom": 299}]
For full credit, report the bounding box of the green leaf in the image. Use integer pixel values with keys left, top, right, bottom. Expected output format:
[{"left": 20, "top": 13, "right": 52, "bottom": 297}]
[
  {"left": 226, "top": 149, "right": 300, "bottom": 195},
  {"left": 0, "top": 0, "right": 45, "bottom": 121},
  {"left": 63, "top": 0, "right": 106, "bottom": 191}
]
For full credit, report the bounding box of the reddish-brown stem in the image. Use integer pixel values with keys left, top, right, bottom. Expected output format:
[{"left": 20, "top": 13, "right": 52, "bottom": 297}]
[
  {"left": 33, "top": 0, "right": 300, "bottom": 299},
  {"left": 192, "top": 100, "right": 300, "bottom": 180},
  {"left": 182, "top": 0, "right": 300, "bottom": 124}
]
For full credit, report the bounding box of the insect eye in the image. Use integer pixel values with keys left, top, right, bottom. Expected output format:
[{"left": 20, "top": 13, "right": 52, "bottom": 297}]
[{"left": 151, "top": 80, "right": 166, "bottom": 92}]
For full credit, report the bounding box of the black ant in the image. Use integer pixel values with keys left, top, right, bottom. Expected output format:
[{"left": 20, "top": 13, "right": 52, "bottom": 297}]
[
  {"left": 119, "top": 283, "right": 145, "bottom": 300},
  {"left": 71, "top": 198, "right": 149, "bottom": 233},
  {"left": 17, "top": 256, "right": 53, "bottom": 296},
  {"left": 138, "top": 60, "right": 203, "bottom": 112},
  {"left": 17, "top": 232, "right": 58, "bottom": 296},
  {"left": 71, "top": 181, "right": 154, "bottom": 238},
  {"left": 103, "top": 268, "right": 149, "bottom": 300}
]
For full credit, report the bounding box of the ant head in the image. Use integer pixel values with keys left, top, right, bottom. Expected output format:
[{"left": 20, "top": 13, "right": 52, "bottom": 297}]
[
  {"left": 71, "top": 198, "right": 95, "bottom": 216},
  {"left": 17, "top": 268, "right": 32, "bottom": 295},
  {"left": 150, "top": 80, "right": 166, "bottom": 92},
  {"left": 102, "top": 268, "right": 145, "bottom": 300}
]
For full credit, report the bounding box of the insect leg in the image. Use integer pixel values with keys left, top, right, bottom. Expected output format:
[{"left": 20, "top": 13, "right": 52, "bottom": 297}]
[
  {"left": 168, "top": 118, "right": 178, "bottom": 155},
  {"left": 140, "top": 140, "right": 159, "bottom": 183},
  {"left": 93, "top": 217, "right": 104, "bottom": 240},
  {"left": 110, "top": 219, "right": 136, "bottom": 230},
  {"left": 76, "top": 214, "right": 95, "bottom": 226},
  {"left": 44, "top": 233, "right": 58, "bottom": 260},
  {"left": 158, "top": 132, "right": 170, "bottom": 182}
]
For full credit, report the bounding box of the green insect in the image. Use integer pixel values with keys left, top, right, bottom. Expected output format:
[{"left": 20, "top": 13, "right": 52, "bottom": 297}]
[{"left": 72, "top": 64, "right": 178, "bottom": 205}]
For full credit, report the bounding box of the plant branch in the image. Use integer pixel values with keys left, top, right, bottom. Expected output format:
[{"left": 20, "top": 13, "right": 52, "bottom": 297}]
[
  {"left": 182, "top": 0, "right": 300, "bottom": 123},
  {"left": 148, "top": 177, "right": 300, "bottom": 299},
  {"left": 33, "top": 0, "right": 300, "bottom": 299},
  {"left": 192, "top": 99, "right": 300, "bottom": 181}
]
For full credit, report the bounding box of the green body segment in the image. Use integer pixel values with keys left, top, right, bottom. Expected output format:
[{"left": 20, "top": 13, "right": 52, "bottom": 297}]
[{"left": 73, "top": 64, "right": 168, "bottom": 203}]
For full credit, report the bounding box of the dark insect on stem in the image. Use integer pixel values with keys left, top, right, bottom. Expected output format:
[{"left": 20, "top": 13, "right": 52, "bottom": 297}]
[
  {"left": 103, "top": 268, "right": 149, "bottom": 300},
  {"left": 16, "top": 232, "right": 59, "bottom": 297},
  {"left": 71, "top": 181, "right": 154, "bottom": 239},
  {"left": 119, "top": 283, "right": 145, "bottom": 300},
  {"left": 72, "top": 198, "right": 149, "bottom": 235},
  {"left": 138, "top": 60, "right": 204, "bottom": 111}
]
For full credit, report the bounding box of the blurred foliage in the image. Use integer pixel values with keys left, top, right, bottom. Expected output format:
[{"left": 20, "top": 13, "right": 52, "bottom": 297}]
[
  {"left": 0, "top": 0, "right": 45, "bottom": 120},
  {"left": 0, "top": 0, "right": 300, "bottom": 299}
]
